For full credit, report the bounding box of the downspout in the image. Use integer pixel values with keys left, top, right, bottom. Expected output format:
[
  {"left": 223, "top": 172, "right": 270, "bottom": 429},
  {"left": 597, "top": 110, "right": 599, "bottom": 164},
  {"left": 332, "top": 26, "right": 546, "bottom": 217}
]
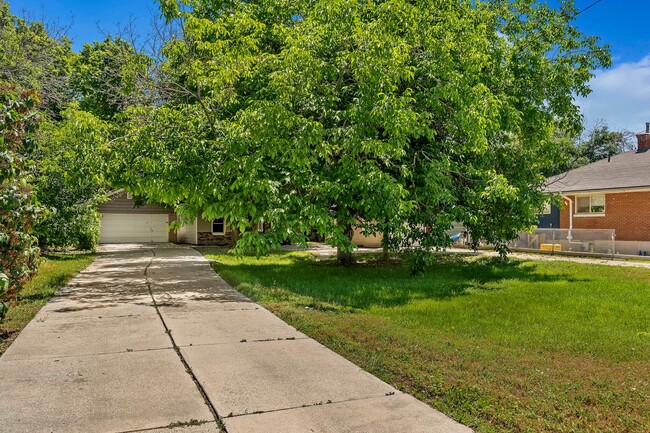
[{"left": 561, "top": 194, "right": 573, "bottom": 241}]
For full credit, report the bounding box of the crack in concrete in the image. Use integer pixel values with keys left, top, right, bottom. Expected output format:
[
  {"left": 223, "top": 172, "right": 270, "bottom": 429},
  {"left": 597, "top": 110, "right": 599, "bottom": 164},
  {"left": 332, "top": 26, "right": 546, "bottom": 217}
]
[
  {"left": 144, "top": 249, "right": 226, "bottom": 433},
  {"left": 223, "top": 392, "right": 402, "bottom": 419},
  {"left": 2, "top": 345, "right": 173, "bottom": 362},
  {"left": 175, "top": 336, "right": 311, "bottom": 349},
  {"left": 237, "top": 336, "right": 305, "bottom": 343},
  {"left": 116, "top": 419, "right": 216, "bottom": 433}
]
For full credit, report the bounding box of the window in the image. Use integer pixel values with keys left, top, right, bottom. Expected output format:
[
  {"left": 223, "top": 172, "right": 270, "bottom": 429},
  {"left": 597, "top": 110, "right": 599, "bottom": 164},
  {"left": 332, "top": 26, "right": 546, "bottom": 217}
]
[
  {"left": 575, "top": 195, "right": 605, "bottom": 214},
  {"left": 542, "top": 203, "right": 552, "bottom": 215},
  {"left": 212, "top": 218, "right": 225, "bottom": 235},
  {"left": 126, "top": 192, "right": 133, "bottom": 200},
  {"left": 257, "top": 219, "right": 264, "bottom": 232}
]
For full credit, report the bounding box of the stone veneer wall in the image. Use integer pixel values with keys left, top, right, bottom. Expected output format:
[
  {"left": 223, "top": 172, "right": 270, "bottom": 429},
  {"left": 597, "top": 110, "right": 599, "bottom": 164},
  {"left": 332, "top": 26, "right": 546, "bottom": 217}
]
[{"left": 197, "top": 231, "right": 235, "bottom": 246}]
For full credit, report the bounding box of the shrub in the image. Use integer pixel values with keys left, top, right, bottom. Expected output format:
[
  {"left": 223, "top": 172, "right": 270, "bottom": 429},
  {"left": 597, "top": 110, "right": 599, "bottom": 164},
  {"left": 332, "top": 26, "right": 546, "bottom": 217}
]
[{"left": 0, "top": 83, "right": 42, "bottom": 300}]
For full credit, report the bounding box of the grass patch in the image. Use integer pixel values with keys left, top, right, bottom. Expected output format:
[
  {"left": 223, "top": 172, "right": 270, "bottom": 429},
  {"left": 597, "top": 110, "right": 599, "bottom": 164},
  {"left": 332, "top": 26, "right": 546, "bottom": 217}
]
[
  {"left": 202, "top": 249, "right": 650, "bottom": 433},
  {"left": 0, "top": 252, "right": 95, "bottom": 356}
]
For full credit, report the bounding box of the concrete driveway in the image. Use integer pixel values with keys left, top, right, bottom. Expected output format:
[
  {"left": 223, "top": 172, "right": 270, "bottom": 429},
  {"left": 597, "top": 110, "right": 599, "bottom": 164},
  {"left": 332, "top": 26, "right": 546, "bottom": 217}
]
[{"left": 0, "top": 244, "right": 471, "bottom": 433}]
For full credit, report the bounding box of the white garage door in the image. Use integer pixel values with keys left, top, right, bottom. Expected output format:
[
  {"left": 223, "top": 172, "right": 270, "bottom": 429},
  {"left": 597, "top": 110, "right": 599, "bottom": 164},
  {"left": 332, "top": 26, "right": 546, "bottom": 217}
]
[{"left": 99, "top": 213, "right": 169, "bottom": 243}]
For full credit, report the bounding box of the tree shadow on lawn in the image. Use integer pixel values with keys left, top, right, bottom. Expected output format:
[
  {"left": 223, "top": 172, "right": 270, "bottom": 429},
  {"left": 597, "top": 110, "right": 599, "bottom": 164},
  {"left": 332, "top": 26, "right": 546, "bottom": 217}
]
[{"left": 217, "top": 255, "right": 591, "bottom": 310}]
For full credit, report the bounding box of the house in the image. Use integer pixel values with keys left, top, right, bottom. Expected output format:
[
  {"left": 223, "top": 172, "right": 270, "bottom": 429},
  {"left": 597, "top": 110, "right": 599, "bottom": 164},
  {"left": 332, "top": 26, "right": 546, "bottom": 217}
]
[
  {"left": 545, "top": 123, "right": 650, "bottom": 254},
  {"left": 98, "top": 190, "right": 238, "bottom": 245},
  {"left": 98, "top": 190, "right": 177, "bottom": 243},
  {"left": 99, "top": 189, "right": 387, "bottom": 247},
  {"left": 176, "top": 215, "right": 241, "bottom": 246}
]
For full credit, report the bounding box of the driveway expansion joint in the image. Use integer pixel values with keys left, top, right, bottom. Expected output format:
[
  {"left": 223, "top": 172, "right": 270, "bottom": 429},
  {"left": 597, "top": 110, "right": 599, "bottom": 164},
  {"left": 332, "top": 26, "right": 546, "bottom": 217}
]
[{"left": 144, "top": 249, "right": 227, "bottom": 433}]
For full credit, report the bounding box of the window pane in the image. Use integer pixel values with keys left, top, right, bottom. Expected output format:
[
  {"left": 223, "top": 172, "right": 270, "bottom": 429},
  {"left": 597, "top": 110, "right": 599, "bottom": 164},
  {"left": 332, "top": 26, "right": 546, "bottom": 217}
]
[
  {"left": 576, "top": 197, "right": 590, "bottom": 213},
  {"left": 212, "top": 218, "right": 225, "bottom": 234},
  {"left": 591, "top": 195, "right": 605, "bottom": 213}
]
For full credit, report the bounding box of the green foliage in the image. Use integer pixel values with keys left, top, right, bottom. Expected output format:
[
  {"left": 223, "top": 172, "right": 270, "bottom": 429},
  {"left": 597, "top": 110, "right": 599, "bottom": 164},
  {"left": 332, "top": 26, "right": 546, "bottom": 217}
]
[
  {"left": 0, "top": 82, "right": 42, "bottom": 301},
  {"left": 543, "top": 122, "right": 635, "bottom": 177},
  {"left": 33, "top": 108, "right": 110, "bottom": 250},
  {"left": 0, "top": 5, "right": 117, "bottom": 251},
  {"left": 576, "top": 122, "right": 635, "bottom": 163},
  {"left": 113, "top": 0, "right": 609, "bottom": 269},
  {"left": 0, "top": 272, "right": 8, "bottom": 320},
  {"left": 0, "top": 1, "right": 75, "bottom": 116},
  {"left": 71, "top": 36, "right": 152, "bottom": 121},
  {"left": 539, "top": 128, "right": 584, "bottom": 177}
]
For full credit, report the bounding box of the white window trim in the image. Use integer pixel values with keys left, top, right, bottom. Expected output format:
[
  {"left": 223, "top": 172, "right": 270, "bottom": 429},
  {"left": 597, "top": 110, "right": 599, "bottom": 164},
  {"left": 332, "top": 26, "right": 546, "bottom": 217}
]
[
  {"left": 574, "top": 194, "right": 606, "bottom": 216},
  {"left": 126, "top": 192, "right": 134, "bottom": 200},
  {"left": 573, "top": 213, "right": 606, "bottom": 218},
  {"left": 212, "top": 218, "right": 226, "bottom": 235}
]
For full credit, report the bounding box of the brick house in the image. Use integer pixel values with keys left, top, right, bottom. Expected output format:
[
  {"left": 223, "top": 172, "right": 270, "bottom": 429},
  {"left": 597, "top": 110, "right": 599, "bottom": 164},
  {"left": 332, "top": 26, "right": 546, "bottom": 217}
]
[{"left": 546, "top": 123, "right": 650, "bottom": 254}]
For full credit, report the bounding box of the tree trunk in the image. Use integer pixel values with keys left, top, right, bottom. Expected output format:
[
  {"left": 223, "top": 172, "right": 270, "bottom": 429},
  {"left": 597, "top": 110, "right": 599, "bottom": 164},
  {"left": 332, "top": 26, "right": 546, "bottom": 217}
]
[
  {"left": 336, "top": 247, "right": 354, "bottom": 265},
  {"left": 336, "top": 223, "right": 355, "bottom": 265},
  {"left": 381, "top": 226, "right": 390, "bottom": 262}
]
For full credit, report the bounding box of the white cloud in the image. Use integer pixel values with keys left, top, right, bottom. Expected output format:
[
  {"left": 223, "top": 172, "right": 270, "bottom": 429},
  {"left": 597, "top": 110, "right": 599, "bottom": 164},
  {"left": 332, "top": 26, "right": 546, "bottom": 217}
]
[{"left": 577, "top": 55, "right": 650, "bottom": 134}]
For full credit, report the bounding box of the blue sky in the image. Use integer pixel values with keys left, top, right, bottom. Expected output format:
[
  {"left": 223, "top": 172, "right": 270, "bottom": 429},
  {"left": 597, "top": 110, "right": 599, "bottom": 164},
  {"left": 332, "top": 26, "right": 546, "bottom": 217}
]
[
  {"left": 8, "top": 0, "right": 650, "bottom": 134},
  {"left": 8, "top": 0, "right": 158, "bottom": 49}
]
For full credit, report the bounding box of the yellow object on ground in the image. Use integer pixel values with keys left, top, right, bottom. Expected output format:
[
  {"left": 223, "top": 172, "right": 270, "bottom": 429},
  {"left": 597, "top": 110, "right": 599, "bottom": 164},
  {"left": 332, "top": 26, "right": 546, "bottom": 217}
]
[{"left": 540, "top": 243, "right": 562, "bottom": 251}]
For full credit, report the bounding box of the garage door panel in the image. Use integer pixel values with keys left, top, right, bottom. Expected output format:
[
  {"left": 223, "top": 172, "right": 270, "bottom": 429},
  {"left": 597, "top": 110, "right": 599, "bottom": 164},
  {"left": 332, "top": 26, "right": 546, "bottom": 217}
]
[
  {"left": 100, "top": 213, "right": 169, "bottom": 243},
  {"left": 145, "top": 217, "right": 169, "bottom": 233}
]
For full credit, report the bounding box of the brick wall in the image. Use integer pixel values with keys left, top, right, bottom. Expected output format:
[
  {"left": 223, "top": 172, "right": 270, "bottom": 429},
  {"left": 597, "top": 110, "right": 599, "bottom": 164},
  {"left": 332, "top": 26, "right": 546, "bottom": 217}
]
[{"left": 560, "top": 191, "right": 650, "bottom": 241}]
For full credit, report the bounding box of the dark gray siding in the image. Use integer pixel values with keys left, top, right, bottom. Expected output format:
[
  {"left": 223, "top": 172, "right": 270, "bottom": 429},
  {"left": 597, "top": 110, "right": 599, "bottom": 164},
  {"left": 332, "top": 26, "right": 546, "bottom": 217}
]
[{"left": 537, "top": 205, "right": 560, "bottom": 228}]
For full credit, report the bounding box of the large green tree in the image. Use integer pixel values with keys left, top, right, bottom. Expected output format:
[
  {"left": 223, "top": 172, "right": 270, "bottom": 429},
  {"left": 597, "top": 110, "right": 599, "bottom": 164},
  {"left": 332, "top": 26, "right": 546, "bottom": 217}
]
[
  {"left": 71, "top": 36, "right": 152, "bottom": 121},
  {"left": 541, "top": 122, "right": 635, "bottom": 178},
  {"left": 0, "top": 1, "right": 75, "bottom": 117},
  {"left": 32, "top": 108, "right": 111, "bottom": 249},
  {"left": 0, "top": 4, "right": 147, "bottom": 252},
  {"left": 115, "top": 0, "right": 609, "bottom": 265},
  {"left": 576, "top": 122, "right": 634, "bottom": 164}
]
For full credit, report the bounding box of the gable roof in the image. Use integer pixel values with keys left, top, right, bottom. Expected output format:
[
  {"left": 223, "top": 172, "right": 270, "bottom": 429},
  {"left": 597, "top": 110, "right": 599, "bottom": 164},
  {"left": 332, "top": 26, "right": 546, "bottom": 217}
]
[{"left": 546, "top": 149, "right": 650, "bottom": 194}]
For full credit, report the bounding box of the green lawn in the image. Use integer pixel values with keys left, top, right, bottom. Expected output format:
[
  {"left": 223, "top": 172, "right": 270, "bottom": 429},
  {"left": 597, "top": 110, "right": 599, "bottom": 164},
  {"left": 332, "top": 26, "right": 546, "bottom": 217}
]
[
  {"left": 0, "top": 252, "right": 95, "bottom": 356},
  {"left": 201, "top": 249, "right": 650, "bottom": 433}
]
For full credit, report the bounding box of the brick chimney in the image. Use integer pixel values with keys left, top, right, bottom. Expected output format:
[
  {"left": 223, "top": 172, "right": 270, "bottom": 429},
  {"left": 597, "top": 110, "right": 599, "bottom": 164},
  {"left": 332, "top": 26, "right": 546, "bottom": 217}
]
[{"left": 637, "top": 122, "right": 650, "bottom": 152}]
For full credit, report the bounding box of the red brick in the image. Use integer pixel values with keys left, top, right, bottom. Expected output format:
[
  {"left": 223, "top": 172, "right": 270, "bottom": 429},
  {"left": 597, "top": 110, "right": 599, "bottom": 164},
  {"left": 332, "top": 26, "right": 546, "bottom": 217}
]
[{"left": 560, "top": 192, "right": 650, "bottom": 241}]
